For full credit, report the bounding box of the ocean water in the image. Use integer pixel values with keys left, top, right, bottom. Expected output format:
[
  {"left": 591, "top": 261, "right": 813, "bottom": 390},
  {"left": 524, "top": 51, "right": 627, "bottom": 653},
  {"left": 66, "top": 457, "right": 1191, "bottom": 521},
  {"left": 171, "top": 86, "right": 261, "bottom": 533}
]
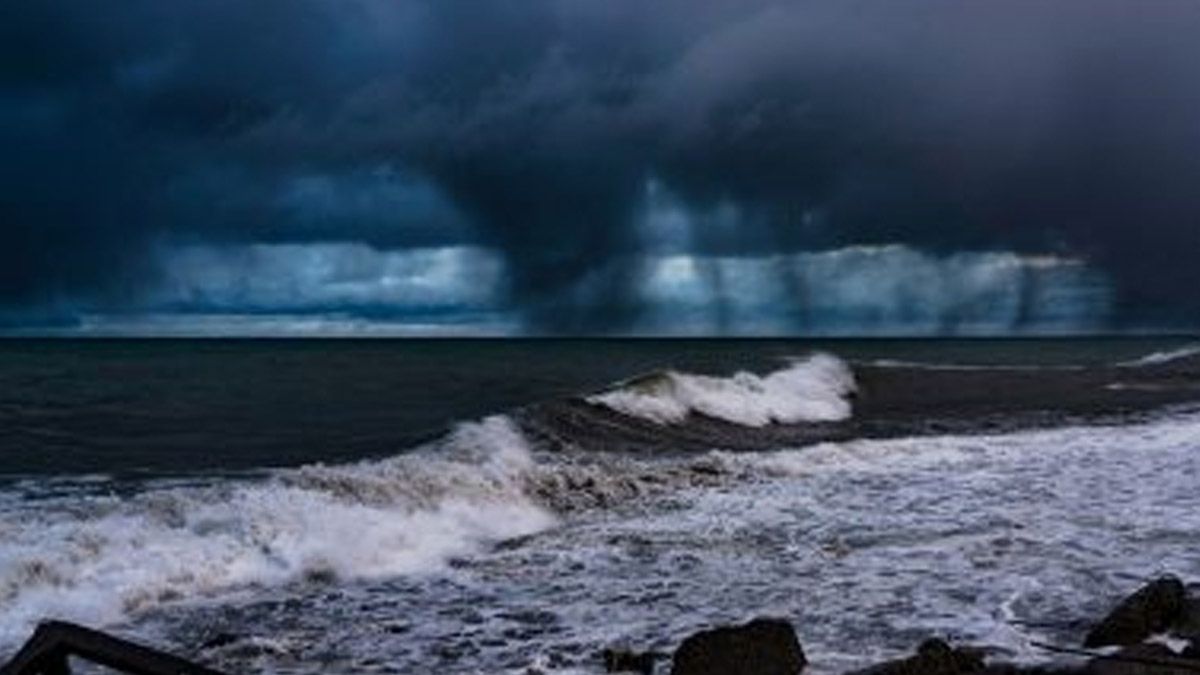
[{"left": 1, "top": 338, "right": 1199, "bottom": 673}]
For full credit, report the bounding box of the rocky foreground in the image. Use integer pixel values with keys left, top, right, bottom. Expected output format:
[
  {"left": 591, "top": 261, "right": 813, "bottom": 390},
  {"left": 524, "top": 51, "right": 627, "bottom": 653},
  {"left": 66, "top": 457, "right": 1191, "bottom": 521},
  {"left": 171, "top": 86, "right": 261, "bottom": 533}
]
[
  {"left": 603, "top": 576, "right": 1200, "bottom": 675},
  {"left": 4, "top": 576, "right": 1196, "bottom": 674}
]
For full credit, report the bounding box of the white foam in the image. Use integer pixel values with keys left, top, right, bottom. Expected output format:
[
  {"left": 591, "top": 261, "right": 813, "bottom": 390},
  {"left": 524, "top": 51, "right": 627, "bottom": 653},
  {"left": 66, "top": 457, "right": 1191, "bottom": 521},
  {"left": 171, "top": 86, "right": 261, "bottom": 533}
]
[
  {"left": 0, "top": 416, "right": 555, "bottom": 646},
  {"left": 337, "top": 411, "right": 1194, "bottom": 674},
  {"left": 1120, "top": 344, "right": 1200, "bottom": 367},
  {"left": 646, "top": 413, "right": 1200, "bottom": 671},
  {"left": 186, "top": 411, "right": 1200, "bottom": 673},
  {"left": 19, "top": 412, "right": 1197, "bottom": 674},
  {"left": 587, "top": 353, "right": 856, "bottom": 427},
  {"left": 1147, "top": 633, "right": 1193, "bottom": 654}
]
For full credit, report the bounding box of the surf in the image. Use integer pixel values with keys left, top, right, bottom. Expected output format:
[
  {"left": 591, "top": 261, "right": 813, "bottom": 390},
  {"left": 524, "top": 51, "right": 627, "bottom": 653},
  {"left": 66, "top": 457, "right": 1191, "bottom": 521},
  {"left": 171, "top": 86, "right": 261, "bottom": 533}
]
[
  {"left": 585, "top": 353, "right": 856, "bottom": 427},
  {"left": 0, "top": 416, "right": 555, "bottom": 647}
]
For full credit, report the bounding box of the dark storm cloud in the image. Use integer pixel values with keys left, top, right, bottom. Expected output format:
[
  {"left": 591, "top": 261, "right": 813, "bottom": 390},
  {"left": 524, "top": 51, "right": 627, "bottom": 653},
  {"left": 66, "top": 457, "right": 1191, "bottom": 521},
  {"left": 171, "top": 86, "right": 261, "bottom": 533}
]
[{"left": 2, "top": 1, "right": 1200, "bottom": 331}]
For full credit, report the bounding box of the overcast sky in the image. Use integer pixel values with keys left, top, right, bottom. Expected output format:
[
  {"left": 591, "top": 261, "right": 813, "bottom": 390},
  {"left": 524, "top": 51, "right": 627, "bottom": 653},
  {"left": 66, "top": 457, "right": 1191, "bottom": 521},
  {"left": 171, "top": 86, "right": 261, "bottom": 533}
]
[{"left": 3, "top": 0, "right": 1198, "bottom": 335}]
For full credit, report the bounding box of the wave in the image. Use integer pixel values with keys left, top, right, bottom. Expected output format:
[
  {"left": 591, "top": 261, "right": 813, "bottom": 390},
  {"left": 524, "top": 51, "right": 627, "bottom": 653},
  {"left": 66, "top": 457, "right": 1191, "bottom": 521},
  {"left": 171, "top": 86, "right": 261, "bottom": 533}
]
[
  {"left": 0, "top": 353, "right": 855, "bottom": 644},
  {"left": 4, "top": 396, "right": 1198, "bottom": 666},
  {"left": 0, "top": 416, "right": 555, "bottom": 646},
  {"left": 585, "top": 353, "right": 856, "bottom": 427},
  {"left": 7, "top": 346, "right": 1191, "bottom": 655},
  {"left": 0, "top": 407, "right": 835, "bottom": 646},
  {"left": 134, "top": 409, "right": 1199, "bottom": 675},
  {"left": 1119, "top": 343, "right": 1200, "bottom": 367}
]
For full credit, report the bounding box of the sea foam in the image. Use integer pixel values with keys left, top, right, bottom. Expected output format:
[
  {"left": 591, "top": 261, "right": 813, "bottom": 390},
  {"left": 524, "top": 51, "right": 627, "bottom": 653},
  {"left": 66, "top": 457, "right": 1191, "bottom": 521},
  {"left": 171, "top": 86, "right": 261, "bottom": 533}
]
[
  {"left": 0, "top": 416, "right": 555, "bottom": 646},
  {"left": 472, "top": 411, "right": 1200, "bottom": 675},
  {"left": 586, "top": 353, "right": 856, "bottom": 427}
]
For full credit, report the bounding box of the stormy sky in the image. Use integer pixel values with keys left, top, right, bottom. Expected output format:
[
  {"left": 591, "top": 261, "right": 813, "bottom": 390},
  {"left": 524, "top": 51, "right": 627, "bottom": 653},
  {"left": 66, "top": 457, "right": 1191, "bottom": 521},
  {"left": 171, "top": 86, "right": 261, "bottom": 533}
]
[{"left": 2, "top": 0, "right": 1198, "bottom": 335}]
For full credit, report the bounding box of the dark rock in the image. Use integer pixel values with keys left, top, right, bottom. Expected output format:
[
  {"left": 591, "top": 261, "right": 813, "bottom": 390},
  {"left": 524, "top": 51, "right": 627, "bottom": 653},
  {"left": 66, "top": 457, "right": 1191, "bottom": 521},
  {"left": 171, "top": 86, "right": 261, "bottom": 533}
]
[
  {"left": 975, "top": 647, "right": 1200, "bottom": 675},
  {"left": 979, "top": 666, "right": 1082, "bottom": 674},
  {"left": 670, "top": 618, "right": 806, "bottom": 675},
  {"left": 604, "top": 648, "right": 659, "bottom": 674},
  {"left": 846, "top": 638, "right": 985, "bottom": 674},
  {"left": 1083, "top": 643, "right": 1200, "bottom": 674},
  {"left": 1171, "top": 597, "right": 1200, "bottom": 646},
  {"left": 1, "top": 621, "right": 230, "bottom": 675},
  {"left": 1085, "top": 577, "right": 1188, "bottom": 648}
]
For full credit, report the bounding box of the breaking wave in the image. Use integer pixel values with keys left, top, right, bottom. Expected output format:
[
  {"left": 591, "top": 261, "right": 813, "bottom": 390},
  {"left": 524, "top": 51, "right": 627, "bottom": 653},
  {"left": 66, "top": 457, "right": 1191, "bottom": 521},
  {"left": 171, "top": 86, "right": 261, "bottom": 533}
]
[
  {"left": 586, "top": 353, "right": 856, "bottom": 427},
  {"left": 0, "top": 350, "right": 856, "bottom": 646},
  {"left": 1120, "top": 343, "right": 1200, "bottom": 367},
  {"left": 8, "top": 346, "right": 1197, "bottom": 661},
  {"left": 0, "top": 416, "right": 555, "bottom": 646}
]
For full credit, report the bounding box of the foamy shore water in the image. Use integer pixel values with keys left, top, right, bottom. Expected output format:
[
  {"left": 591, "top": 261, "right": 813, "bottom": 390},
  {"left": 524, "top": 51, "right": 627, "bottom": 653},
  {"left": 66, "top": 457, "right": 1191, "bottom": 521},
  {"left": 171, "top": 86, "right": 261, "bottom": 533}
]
[{"left": 0, "top": 354, "right": 1198, "bottom": 673}]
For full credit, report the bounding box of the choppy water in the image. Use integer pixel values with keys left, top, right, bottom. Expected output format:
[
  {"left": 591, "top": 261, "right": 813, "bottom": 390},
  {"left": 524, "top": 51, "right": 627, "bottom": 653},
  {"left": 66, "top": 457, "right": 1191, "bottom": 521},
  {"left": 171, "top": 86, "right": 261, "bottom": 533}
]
[
  {"left": 2, "top": 337, "right": 1194, "bottom": 475},
  {"left": 1, "top": 338, "right": 1199, "bottom": 673}
]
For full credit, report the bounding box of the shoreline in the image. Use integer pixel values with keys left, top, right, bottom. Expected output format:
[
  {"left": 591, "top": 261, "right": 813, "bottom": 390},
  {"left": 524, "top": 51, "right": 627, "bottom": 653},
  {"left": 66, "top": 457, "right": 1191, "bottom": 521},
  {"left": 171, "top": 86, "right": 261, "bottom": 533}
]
[{"left": 5, "top": 576, "right": 1196, "bottom": 674}]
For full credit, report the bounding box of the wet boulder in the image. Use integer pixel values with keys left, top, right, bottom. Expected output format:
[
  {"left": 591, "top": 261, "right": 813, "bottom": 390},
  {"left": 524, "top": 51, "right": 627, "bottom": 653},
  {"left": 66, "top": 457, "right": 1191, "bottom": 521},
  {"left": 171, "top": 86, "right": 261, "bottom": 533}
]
[
  {"left": 846, "top": 638, "right": 985, "bottom": 675},
  {"left": 1082, "top": 643, "right": 1199, "bottom": 675},
  {"left": 670, "top": 618, "right": 806, "bottom": 675},
  {"left": 1170, "top": 595, "right": 1200, "bottom": 648},
  {"left": 1085, "top": 577, "right": 1188, "bottom": 648},
  {"left": 1182, "top": 641, "right": 1199, "bottom": 660}
]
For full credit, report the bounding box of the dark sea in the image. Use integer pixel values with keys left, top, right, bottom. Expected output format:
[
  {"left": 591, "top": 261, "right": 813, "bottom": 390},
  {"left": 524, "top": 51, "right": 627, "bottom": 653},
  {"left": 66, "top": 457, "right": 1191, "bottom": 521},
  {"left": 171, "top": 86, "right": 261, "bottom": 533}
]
[{"left": 1, "top": 337, "right": 1199, "bottom": 673}]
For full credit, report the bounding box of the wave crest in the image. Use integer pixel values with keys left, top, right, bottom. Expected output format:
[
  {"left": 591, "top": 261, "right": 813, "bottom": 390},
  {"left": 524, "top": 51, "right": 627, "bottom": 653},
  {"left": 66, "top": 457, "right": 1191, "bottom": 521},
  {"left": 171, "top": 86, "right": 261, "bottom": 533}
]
[
  {"left": 1120, "top": 344, "right": 1200, "bottom": 367},
  {"left": 0, "top": 416, "right": 554, "bottom": 646},
  {"left": 586, "top": 353, "right": 856, "bottom": 427}
]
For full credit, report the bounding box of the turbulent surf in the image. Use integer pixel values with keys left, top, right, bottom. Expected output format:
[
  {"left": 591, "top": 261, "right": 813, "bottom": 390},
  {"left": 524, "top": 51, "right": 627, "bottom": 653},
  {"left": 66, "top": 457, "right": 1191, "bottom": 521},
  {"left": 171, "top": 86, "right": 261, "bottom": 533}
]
[{"left": 1, "top": 341, "right": 1198, "bottom": 673}]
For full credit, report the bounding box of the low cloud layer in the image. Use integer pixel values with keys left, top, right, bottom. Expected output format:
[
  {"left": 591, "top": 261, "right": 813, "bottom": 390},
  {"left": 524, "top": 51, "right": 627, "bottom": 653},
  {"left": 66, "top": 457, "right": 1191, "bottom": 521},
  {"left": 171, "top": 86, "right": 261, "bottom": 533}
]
[
  {"left": 48, "top": 243, "right": 1102, "bottom": 337},
  {"left": 3, "top": 1, "right": 1199, "bottom": 333}
]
